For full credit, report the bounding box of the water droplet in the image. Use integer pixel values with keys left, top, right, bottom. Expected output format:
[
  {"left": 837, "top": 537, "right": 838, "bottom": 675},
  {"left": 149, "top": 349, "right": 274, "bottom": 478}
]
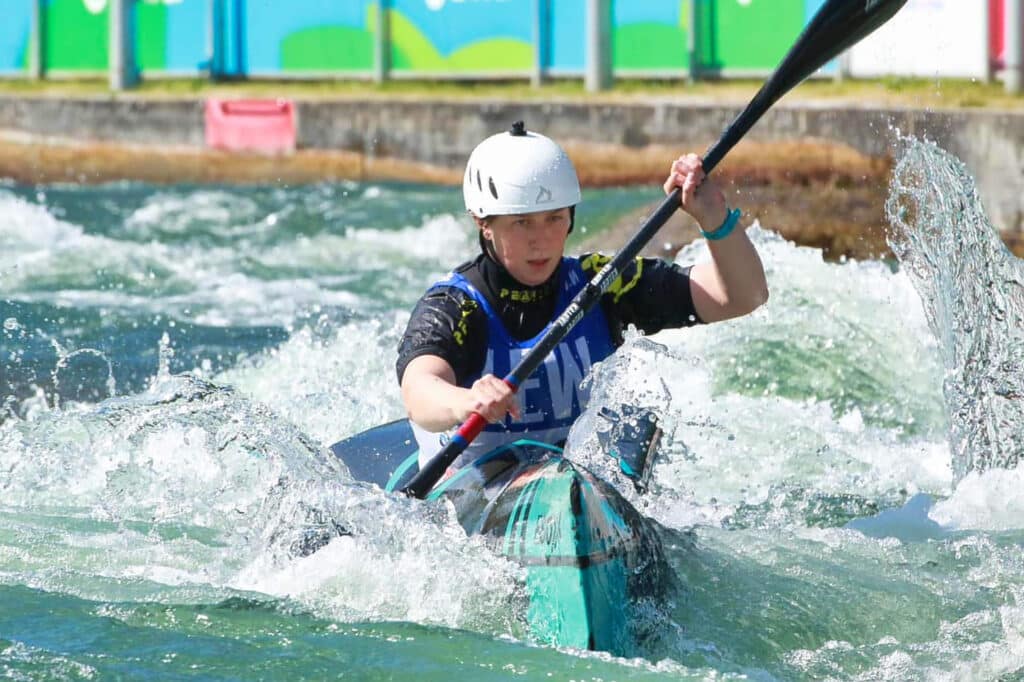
[{"left": 3, "top": 317, "right": 18, "bottom": 331}]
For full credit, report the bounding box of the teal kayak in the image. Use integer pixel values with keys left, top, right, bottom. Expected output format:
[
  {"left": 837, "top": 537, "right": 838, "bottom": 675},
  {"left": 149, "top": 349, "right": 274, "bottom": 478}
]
[{"left": 330, "top": 418, "right": 670, "bottom": 654}]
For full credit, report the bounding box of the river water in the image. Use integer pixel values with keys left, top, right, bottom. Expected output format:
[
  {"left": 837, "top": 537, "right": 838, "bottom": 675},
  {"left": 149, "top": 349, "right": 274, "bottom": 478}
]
[{"left": 1, "top": 137, "right": 1022, "bottom": 680}]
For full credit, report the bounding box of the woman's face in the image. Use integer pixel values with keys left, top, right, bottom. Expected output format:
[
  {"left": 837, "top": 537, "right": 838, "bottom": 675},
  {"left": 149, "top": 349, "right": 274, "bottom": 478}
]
[{"left": 479, "top": 207, "right": 572, "bottom": 286}]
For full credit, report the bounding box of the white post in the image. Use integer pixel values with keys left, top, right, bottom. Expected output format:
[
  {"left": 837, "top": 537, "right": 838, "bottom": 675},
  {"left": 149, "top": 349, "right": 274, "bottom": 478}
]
[
  {"left": 1007, "top": 0, "right": 1023, "bottom": 94},
  {"left": 983, "top": 0, "right": 993, "bottom": 84},
  {"left": 834, "top": 49, "right": 852, "bottom": 83},
  {"left": 29, "top": 0, "right": 43, "bottom": 79},
  {"left": 585, "top": 0, "right": 611, "bottom": 92},
  {"left": 374, "top": 0, "right": 390, "bottom": 83},
  {"left": 109, "top": 0, "right": 138, "bottom": 91}
]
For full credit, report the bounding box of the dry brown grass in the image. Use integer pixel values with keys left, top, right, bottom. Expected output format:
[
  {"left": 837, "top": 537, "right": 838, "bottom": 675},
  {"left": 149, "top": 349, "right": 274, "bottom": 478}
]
[
  {"left": 574, "top": 139, "right": 895, "bottom": 260},
  {"left": 566, "top": 139, "right": 889, "bottom": 188},
  {"left": 0, "top": 136, "right": 461, "bottom": 186}
]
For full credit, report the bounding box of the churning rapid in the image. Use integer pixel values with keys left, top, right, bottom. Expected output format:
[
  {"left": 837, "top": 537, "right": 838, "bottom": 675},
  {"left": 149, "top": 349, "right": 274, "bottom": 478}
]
[{"left": 1, "top": 137, "right": 1022, "bottom": 680}]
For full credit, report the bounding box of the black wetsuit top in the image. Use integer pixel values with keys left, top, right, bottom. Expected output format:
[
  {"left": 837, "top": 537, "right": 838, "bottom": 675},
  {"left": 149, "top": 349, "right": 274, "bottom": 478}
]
[{"left": 396, "top": 253, "right": 704, "bottom": 386}]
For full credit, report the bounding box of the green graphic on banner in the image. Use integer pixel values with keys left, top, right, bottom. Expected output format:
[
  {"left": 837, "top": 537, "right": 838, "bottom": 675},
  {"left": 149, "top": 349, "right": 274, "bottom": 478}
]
[
  {"left": 386, "top": 7, "right": 444, "bottom": 71},
  {"left": 614, "top": 0, "right": 690, "bottom": 70},
  {"left": 45, "top": 0, "right": 108, "bottom": 70},
  {"left": 614, "top": 23, "right": 689, "bottom": 69},
  {"left": 137, "top": 2, "right": 169, "bottom": 71},
  {"left": 281, "top": 26, "right": 374, "bottom": 71},
  {"left": 445, "top": 39, "right": 532, "bottom": 71},
  {"left": 385, "top": 7, "right": 532, "bottom": 72},
  {"left": 279, "top": 6, "right": 531, "bottom": 74},
  {"left": 696, "top": 0, "right": 804, "bottom": 70}
]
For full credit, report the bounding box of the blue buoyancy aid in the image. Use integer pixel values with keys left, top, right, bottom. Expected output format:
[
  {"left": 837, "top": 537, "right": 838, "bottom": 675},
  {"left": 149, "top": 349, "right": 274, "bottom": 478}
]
[{"left": 412, "top": 257, "right": 616, "bottom": 470}]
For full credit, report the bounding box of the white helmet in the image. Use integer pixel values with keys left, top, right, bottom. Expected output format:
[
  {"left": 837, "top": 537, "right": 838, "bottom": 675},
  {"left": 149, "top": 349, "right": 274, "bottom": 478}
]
[{"left": 463, "top": 121, "right": 581, "bottom": 218}]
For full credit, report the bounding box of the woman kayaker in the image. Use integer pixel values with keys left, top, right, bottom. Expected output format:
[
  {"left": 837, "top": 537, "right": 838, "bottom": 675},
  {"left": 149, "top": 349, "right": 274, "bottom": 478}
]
[{"left": 397, "top": 121, "right": 768, "bottom": 470}]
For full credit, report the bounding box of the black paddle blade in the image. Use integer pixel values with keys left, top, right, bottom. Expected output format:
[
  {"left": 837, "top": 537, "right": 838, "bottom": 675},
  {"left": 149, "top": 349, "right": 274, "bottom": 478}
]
[{"left": 703, "top": 0, "right": 909, "bottom": 172}]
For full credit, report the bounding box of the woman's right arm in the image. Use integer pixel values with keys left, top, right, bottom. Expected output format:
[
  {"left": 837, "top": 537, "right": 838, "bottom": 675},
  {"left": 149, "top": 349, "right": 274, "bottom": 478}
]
[{"left": 401, "top": 355, "right": 521, "bottom": 432}]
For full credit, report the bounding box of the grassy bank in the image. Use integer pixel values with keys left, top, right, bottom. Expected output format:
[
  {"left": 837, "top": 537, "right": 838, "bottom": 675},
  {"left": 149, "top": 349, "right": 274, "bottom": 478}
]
[{"left": 1, "top": 76, "right": 1022, "bottom": 109}]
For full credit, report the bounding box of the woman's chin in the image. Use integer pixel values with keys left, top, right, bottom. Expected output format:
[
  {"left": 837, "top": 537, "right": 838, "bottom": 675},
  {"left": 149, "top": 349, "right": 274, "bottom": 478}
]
[{"left": 515, "top": 259, "right": 557, "bottom": 285}]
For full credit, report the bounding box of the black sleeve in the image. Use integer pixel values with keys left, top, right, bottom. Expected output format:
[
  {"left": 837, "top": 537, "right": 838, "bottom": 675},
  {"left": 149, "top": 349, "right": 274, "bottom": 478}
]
[
  {"left": 395, "top": 286, "right": 488, "bottom": 387},
  {"left": 581, "top": 253, "right": 704, "bottom": 338}
]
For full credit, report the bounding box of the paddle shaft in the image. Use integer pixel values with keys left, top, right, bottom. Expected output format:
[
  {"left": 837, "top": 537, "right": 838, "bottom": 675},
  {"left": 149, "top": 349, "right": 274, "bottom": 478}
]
[{"left": 401, "top": 0, "right": 908, "bottom": 499}]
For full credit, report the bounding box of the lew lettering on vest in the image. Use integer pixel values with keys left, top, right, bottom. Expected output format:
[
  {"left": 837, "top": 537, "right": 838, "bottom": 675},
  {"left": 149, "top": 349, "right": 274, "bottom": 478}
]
[
  {"left": 412, "top": 257, "right": 615, "bottom": 470},
  {"left": 484, "top": 335, "right": 594, "bottom": 424}
]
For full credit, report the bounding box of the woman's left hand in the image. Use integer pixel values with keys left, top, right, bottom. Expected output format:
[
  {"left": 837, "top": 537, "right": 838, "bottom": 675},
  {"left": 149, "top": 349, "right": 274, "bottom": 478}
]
[{"left": 664, "top": 153, "right": 728, "bottom": 232}]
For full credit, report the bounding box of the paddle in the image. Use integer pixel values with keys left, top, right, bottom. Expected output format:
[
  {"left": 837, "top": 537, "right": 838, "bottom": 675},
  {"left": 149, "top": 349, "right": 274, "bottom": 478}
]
[{"left": 401, "top": 0, "right": 908, "bottom": 499}]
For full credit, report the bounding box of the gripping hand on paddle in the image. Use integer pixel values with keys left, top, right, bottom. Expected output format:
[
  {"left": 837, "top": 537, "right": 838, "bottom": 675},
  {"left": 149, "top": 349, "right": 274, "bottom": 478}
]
[
  {"left": 463, "top": 374, "right": 522, "bottom": 424},
  {"left": 663, "top": 153, "right": 769, "bottom": 324},
  {"left": 401, "top": 355, "right": 521, "bottom": 432},
  {"left": 664, "top": 154, "right": 728, "bottom": 232}
]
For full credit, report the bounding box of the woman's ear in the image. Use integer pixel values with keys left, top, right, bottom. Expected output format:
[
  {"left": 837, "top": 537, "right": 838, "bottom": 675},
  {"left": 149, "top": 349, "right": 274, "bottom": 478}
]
[{"left": 475, "top": 216, "right": 491, "bottom": 240}]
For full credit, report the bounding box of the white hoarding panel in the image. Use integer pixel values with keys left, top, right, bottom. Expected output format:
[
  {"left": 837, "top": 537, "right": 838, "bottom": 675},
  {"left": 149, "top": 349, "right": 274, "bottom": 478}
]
[{"left": 849, "top": 0, "right": 988, "bottom": 79}]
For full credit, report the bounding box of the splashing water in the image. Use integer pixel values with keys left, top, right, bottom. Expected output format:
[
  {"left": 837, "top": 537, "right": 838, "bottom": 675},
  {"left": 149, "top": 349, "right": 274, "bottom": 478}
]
[{"left": 887, "top": 136, "right": 1024, "bottom": 479}]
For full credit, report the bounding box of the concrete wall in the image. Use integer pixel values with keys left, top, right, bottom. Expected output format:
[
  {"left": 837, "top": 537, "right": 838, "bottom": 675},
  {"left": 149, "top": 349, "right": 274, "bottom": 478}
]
[
  {"left": 1, "top": 95, "right": 1022, "bottom": 231},
  {"left": 0, "top": 96, "right": 204, "bottom": 146}
]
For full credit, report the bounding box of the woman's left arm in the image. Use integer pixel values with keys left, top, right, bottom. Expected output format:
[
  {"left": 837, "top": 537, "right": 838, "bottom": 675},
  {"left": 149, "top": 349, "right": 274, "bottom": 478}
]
[{"left": 665, "top": 153, "right": 769, "bottom": 323}]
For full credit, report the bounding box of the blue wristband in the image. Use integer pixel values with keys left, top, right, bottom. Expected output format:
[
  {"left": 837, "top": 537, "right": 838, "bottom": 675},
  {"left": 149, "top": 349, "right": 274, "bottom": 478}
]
[{"left": 700, "top": 208, "right": 741, "bottom": 241}]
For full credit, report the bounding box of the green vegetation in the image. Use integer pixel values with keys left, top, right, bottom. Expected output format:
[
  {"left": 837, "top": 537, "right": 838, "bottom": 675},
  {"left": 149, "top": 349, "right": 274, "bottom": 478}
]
[{"left": 0, "top": 76, "right": 1021, "bottom": 110}]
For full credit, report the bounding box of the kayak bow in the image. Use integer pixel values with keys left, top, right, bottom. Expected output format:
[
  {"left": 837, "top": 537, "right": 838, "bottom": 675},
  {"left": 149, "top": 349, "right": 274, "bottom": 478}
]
[{"left": 330, "top": 420, "right": 669, "bottom": 654}]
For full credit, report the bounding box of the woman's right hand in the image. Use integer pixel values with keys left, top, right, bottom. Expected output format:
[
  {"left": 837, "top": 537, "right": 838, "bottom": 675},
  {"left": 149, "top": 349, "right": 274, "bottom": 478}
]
[{"left": 462, "top": 374, "right": 521, "bottom": 424}]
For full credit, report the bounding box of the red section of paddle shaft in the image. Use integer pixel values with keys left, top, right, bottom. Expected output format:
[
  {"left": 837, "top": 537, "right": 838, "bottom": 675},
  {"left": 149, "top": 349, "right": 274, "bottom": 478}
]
[
  {"left": 455, "top": 378, "right": 517, "bottom": 442},
  {"left": 455, "top": 412, "right": 488, "bottom": 442}
]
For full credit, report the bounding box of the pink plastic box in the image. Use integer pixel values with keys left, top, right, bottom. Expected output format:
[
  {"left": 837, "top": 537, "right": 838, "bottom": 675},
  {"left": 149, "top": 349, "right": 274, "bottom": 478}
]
[{"left": 204, "top": 99, "right": 297, "bottom": 154}]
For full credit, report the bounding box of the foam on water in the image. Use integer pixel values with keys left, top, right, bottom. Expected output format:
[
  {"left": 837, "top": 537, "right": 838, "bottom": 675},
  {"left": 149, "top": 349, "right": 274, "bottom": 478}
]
[
  {"left": 216, "top": 313, "right": 410, "bottom": 444},
  {"left": 1, "top": 188, "right": 474, "bottom": 327},
  {"left": 0, "top": 372, "right": 525, "bottom": 634},
  {"left": 124, "top": 189, "right": 264, "bottom": 238},
  {"left": 567, "top": 227, "right": 950, "bottom": 533},
  {"left": 0, "top": 191, "right": 85, "bottom": 249},
  {"left": 929, "top": 468, "right": 1024, "bottom": 531}
]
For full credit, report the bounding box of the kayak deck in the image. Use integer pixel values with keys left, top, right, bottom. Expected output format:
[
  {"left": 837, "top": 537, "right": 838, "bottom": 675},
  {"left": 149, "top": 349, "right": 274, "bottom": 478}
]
[{"left": 330, "top": 420, "right": 668, "bottom": 653}]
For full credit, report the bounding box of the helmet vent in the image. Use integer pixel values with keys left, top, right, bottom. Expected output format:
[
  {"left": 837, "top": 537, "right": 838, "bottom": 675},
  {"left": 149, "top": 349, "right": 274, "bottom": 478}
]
[
  {"left": 488, "top": 177, "right": 499, "bottom": 199},
  {"left": 476, "top": 169, "right": 482, "bottom": 191}
]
